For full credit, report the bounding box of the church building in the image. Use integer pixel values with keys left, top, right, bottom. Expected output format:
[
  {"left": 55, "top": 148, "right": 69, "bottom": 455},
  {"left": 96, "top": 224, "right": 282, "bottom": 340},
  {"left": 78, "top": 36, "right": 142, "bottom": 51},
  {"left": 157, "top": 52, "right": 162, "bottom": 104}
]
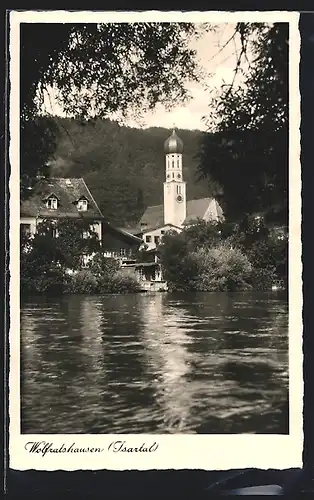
[
  {"left": 137, "top": 128, "right": 223, "bottom": 250},
  {"left": 120, "top": 128, "right": 223, "bottom": 290}
]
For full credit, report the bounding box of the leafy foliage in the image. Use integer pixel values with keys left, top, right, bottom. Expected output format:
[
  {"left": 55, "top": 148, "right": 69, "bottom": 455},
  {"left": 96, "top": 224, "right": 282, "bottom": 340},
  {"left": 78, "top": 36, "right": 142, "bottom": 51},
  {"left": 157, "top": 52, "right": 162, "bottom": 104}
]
[
  {"left": 20, "top": 22, "right": 203, "bottom": 192},
  {"left": 20, "top": 116, "right": 60, "bottom": 198},
  {"left": 158, "top": 230, "right": 198, "bottom": 291},
  {"left": 67, "top": 270, "right": 100, "bottom": 294},
  {"left": 98, "top": 271, "right": 142, "bottom": 294},
  {"left": 35, "top": 219, "right": 100, "bottom": 269},
  {"left": 198, "top": 23, "right": 288, "bottom": 224},
  {"left": 64, "top": 268, "right": 141, "bottom": 294},
  {"left": 87, "top": 254, "right": 120, "bottom": 277},
  {"left": 159, "top": 219, "right": 287, "bottom": 292},
  {"left": 191, "top": 243, "right": 253, "bottom": 292},
  {"left": 20, "top": 220, "right": 141, "bottom": 294}
]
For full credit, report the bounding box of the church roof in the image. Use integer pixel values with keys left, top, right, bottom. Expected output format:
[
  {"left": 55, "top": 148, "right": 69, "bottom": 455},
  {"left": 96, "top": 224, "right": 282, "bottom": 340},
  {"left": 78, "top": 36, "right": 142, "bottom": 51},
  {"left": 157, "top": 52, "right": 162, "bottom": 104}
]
[
  {"left": 139, "top": 204, "right": 165, "bottom": 229},
  {"left": 138, "top": 197, "right": 223, "bottom": 230},
  {"left": 164, "top": 129, "right": 183, "bottom": 154},
  {"left": 20, "top": 178, "right": 103, "bottom": 219},
  {"left": 182, "top": 197, "right": 223, "bottom": 225}
]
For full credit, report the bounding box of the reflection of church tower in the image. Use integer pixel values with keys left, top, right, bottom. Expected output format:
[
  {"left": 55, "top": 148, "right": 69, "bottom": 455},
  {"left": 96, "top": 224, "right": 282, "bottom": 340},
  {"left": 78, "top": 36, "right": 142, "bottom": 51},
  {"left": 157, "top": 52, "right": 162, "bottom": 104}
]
[{"left": 163, "top": 129, "right": 186, "bottom": 226}]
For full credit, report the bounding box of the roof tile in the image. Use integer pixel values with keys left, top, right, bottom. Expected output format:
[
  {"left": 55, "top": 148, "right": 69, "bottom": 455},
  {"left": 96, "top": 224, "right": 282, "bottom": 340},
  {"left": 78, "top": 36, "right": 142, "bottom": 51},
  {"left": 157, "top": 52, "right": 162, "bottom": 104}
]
[
  {"left": 138, "top": 197, "right": 221, "bottom": 229},
  {"left": 20, "top": 178, "right": 103, "bottom": 219}
]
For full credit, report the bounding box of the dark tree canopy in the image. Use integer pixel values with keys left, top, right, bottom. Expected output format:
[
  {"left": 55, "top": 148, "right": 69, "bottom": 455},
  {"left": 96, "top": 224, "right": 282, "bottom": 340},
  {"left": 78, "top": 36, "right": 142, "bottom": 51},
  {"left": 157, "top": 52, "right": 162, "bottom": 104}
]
[
  {"left": 20, "top": 22, "right": 202, "bottom": 194},
  {"left": 198, "top": 23, "right": 289, "bottom": 225}
]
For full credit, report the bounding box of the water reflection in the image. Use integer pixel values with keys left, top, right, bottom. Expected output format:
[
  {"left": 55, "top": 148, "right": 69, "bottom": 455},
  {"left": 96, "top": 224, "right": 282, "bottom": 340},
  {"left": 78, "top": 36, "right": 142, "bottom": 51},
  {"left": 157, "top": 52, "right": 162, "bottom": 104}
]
[
  {"left": 21, "top": 292, "right": 289, "bottom": 434},
  {"left": 138, "top": 294, "right": 195, "bottom": 433}
]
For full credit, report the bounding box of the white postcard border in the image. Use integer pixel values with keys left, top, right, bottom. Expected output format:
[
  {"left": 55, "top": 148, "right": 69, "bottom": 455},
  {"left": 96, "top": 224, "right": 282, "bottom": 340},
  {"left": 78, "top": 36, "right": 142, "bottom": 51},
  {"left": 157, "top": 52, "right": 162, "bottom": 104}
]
[{"left": 9, "top": 10, "right": 303, "bottom": 471}]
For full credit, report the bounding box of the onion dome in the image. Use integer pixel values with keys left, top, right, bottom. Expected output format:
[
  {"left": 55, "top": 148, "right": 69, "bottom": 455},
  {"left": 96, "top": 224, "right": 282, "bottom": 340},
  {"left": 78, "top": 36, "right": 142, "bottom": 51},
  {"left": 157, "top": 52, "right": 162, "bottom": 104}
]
[{"left": 164, "top": 129, "right": 183, "bottom": 154}]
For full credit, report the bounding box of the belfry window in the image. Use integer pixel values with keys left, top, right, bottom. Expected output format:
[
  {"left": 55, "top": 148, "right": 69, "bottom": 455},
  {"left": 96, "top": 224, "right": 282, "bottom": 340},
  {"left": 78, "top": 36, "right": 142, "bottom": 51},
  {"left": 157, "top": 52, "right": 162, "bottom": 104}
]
[
  {"left": 177, "top": 158, "right": 180, "bottom": 167},
  {"left": 172, "top": 160, "right": 175, "bottom": 168}
]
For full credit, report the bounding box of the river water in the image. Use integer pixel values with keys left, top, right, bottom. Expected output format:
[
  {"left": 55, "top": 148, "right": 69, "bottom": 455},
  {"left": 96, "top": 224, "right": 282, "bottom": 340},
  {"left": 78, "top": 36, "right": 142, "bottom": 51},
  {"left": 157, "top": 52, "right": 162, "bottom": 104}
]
[{"left": 21, "top": 292, "right": 289, "bottom": 434}]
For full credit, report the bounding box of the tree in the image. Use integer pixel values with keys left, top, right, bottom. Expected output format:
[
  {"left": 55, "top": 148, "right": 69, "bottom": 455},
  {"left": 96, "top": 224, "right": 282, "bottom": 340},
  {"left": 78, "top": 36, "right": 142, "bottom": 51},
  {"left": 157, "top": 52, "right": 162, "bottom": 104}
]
[
  {"left": 21, "top": 219, "right": 100, "bottom": 286},
  {"left": 20, "top": 22, "right": 203, "bottom": 194},
  {"left": 159, "top": 219, "right": 287, "bottom": 291},
  {"left": 159, "top": 230, "right": 198, "bottom": 291},
  {"left": 198, "top": 23, "right": 288, "bottom": 225}
]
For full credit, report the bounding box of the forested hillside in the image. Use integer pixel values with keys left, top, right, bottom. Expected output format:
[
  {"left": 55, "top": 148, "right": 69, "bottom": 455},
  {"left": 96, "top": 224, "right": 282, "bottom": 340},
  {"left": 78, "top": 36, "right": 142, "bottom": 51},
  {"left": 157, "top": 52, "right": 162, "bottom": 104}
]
[{"left": 49, "top": 118, "right": 215, "bottom": 226}]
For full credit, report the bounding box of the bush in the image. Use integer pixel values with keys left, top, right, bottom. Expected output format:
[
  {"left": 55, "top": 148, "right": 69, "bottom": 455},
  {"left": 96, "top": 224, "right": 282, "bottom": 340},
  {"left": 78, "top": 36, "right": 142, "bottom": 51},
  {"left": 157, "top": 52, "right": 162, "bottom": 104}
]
[
  {"left": 246, "top": 237, "right": 287, "bottom": 290},
  {"left": 191, "top": 243, "right": 253, "bottom": 292},
  {"left": 21, "top": 239, "right": 67, "bottom": 294},
  {"left": 249, "top": 267, "right": 276, "bottom": 291},
  {"left": 66, "top": 270, "right": 99, "bottom": 294},
  {"left": 99, "top": 271, "right": 141, "bottom": 294},
  {"left": 88, "top": 253, "right": 120, "bottom": 277}
]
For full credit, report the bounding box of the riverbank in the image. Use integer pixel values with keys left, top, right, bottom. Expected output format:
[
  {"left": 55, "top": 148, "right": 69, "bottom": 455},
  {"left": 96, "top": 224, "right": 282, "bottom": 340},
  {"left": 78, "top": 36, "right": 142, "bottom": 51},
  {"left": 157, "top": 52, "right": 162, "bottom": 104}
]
[{"left": 21, "top": 265, "right": 286, "bottom": 297}]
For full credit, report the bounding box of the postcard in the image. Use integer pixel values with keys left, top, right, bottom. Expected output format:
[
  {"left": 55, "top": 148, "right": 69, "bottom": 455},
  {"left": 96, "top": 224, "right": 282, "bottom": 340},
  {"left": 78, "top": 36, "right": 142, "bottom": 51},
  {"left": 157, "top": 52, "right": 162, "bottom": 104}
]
[{"left": 9, "top": 9, "right": 303, "bottom": 471}]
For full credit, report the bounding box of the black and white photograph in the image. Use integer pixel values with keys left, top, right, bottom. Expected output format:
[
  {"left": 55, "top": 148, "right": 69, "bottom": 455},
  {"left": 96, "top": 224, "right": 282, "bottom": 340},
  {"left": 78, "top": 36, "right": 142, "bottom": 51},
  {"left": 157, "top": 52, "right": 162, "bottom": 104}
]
[{"left": 9, "top": 10, "right": 302, "bottom": 471}]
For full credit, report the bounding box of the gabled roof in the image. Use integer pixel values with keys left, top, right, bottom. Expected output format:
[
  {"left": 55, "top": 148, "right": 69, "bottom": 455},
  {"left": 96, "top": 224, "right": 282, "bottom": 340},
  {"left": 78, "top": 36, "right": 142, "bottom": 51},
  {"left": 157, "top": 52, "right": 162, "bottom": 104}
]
[
  {"left": 138, "top": 197, "right": 222, "bottom": 229},
  {"left": 117, "top": 226, "right": 142, "bottom": 236},
  {"left": 42, "top": 192, "right": 60, "bottom": 201},
  {"left": 103, "top": 223, "right": 142, "bottom": 244},
  {"left": 182, "top": 197, "right": 223, "bottom": 225},
  {"left": 138, "top": 204, "right": 165, "bottom": 230},
  {"left": 20, "top": 178, "right": 103, "bottom": 219},
  {"left": 141, "top": 223, "right": 182, "bottom": 234}
]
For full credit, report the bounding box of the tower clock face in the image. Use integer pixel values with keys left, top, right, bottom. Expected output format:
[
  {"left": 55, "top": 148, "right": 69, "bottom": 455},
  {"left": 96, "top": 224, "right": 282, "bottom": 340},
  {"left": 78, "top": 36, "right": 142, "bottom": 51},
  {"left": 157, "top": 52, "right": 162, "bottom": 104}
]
[{"left": 176, "top": 195, "right": 183, "bottom": 203}]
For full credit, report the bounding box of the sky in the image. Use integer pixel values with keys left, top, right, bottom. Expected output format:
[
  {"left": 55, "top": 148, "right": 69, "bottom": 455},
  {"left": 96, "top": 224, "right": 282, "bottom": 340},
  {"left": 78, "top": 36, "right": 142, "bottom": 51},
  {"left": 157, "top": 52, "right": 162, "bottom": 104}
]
[
  {"left": 123, "top": 24, "right": 243, "bottom": 132},
  {"left": 44, "top": 24, "right": 244, "bottom": 132}
]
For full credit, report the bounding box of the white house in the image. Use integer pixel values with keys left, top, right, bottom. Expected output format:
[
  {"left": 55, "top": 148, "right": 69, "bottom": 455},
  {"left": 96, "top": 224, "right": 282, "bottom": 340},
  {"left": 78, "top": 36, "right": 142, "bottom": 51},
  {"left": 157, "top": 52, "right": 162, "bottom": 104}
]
[{"left": 20, "top": 177, "right": 103, "bottom": 239}]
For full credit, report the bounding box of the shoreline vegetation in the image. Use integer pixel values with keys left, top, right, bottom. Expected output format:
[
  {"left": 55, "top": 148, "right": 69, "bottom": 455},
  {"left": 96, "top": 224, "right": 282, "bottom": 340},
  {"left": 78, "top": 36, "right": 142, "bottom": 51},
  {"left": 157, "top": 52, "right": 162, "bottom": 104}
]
[
  {"left": 21, "top": 218, "right": 287, "bottom": 296},
  {"left": 19, "top": 24, "right": 288, "bottom": 298}
]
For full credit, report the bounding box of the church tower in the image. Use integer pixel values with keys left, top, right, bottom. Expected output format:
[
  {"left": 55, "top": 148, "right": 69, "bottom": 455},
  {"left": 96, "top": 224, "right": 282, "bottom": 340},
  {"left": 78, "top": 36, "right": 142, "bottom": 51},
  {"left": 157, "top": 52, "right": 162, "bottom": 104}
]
[{"left": 163, "top": 129, "right": 186, "bottom": 226}]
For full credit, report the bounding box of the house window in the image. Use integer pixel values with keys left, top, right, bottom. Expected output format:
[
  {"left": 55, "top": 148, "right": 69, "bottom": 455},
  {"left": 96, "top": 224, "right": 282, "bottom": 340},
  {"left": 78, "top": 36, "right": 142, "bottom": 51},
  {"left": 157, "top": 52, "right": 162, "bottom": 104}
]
[
  {"left": 46, "top": 197, "right": 58, "bottom": 210},
  {"left": 145, "top": 235, "right": 152, "bottom": 243},
  {"left": 161, "top": 230, "right": 165, "bottom": 235},
  {"left": 120, "top": 248, "right": 126, "bottom": 256},
  {"left": 77, "top": 199, "right": 88, "bottom": 211},
  {"left": 154, "top": 235, "right": 160, "bottom": 245}
]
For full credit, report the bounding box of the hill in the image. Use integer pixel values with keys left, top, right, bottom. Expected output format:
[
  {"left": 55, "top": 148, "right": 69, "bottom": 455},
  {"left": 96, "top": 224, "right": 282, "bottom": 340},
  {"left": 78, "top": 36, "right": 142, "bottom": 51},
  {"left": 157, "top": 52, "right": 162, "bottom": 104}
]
[{"left": 49, "top": 117, "right": 215, "bottom": 226}]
